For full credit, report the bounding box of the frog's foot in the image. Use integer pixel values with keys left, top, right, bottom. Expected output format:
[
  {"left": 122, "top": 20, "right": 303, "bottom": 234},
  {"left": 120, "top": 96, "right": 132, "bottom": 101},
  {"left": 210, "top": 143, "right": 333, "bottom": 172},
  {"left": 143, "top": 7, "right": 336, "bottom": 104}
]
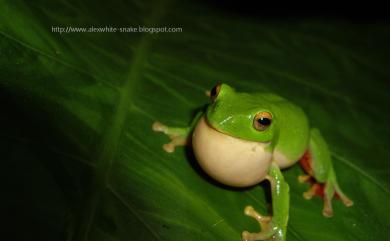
[
  {"left": 298, "top": 150, "right": 353, "bottom": 217},
  {"left": 323, "top": 179, "right": 354, "bottom": 217},
  {"left": 298, "top": 175, "right": 322, "bottom": 200},
  {"left": 300, "top": 179, "right": 353, "bottom": 217},
  {"left": 242, "top": 206, "right": 279, "bottom": 241},
  {"left": 152, "top": 121, "right": 189, "bottom": 153}
]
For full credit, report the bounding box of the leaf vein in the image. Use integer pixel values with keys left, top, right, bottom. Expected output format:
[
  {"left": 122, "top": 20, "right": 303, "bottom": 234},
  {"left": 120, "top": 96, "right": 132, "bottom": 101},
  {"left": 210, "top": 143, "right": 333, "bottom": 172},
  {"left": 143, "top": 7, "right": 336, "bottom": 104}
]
[
  {"left": 0, "top": 30, "right": 117, "bottom": 89},
  {"left": 107, "top": 185, "right": 165, "bottom": 241},
  {"left": 332, "top": 152, "right": 390, "bottom": 194}
]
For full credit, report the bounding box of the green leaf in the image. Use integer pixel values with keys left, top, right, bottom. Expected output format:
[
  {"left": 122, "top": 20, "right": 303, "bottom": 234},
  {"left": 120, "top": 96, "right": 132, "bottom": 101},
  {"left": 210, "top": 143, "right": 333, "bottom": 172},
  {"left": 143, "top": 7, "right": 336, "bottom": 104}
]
[{"left": 1, "top": 1, "right": 390, "bottom": 241}]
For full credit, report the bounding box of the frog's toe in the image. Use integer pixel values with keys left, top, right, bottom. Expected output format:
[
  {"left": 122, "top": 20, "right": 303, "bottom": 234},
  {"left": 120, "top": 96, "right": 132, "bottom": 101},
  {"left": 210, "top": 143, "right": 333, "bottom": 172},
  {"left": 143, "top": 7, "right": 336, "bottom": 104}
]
[
  {"left": 322, "top": 207, "right": 333, "bottom": 217},
  {"left": 334, "top": 183, "right": 354, "bottom": 207},
  {"left": 244, "top": 206, "right": 271, "bottom": 223},
  {"left": 242, "top": 230, "right": 274, "bottom": 241},
  {"left": 298, "top": 174, "right": 311, "bottom": 183},
  {"left": 152, "top": 121, "right": 167, "bottom": 132},
  {"left": 161, "top": 136, "right": 187, "bottom": 153},
  {"left": 303, "top": 191, "right": 314, "bottom": 200},
  {"left": 302, "top": 183, "right": 322, "bottom": 200},
  {"left": 322, "top": 197, "right": 334, "bottom": 218},
  {"left": 342, "top": 197, "right": 354, "bottom": 207},
  {"left": 162, "top": 143, "right": 175, "bottom": 153}
]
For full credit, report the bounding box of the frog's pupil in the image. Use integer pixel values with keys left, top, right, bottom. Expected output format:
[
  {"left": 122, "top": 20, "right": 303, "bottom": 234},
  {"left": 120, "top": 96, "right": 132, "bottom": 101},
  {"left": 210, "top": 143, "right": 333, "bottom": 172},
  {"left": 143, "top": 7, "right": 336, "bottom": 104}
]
[{"left": 258, "top": 117, "right": 271, "bottom": 126}]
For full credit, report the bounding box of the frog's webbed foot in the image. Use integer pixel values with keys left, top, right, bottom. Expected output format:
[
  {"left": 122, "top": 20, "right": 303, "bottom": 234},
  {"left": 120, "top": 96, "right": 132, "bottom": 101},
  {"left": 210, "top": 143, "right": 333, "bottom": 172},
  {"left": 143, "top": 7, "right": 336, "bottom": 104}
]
[
  {"left": 299, "top": 176, "right": 353, "bottom": 217},
  {"left": 152, "top": 121, "right": 189, "bottom": 153},
  {"left": 323, "top": 180, "right": 354, "bottom": 217},
  {"left": 300, "top": 181, "right": 322, "bottom": 200},
  {"left": 242, "top": 206, "right": 277, "bottom": 241}
]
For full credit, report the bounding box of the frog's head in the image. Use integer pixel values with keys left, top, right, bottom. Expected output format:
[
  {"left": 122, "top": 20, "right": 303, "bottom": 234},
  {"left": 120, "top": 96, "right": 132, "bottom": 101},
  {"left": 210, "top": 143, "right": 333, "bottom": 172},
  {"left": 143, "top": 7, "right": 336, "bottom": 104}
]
[{"left": 205, "top": 83, "right": 277, "bottom": 143}]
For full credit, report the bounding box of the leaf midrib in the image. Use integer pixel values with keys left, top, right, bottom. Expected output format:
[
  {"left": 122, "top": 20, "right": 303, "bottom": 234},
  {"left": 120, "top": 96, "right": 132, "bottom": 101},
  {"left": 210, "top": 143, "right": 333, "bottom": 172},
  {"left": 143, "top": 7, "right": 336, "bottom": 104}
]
[{"left": 73, "top": 1, "right": 172, "bottom": 240}]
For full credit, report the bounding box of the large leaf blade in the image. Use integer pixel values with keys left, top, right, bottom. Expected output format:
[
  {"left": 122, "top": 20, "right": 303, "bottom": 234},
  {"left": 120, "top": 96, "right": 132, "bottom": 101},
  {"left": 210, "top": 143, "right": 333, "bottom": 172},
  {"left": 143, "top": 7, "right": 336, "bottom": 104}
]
[{"left": 1, "top": 1, "right": 390, "bottom": 241}]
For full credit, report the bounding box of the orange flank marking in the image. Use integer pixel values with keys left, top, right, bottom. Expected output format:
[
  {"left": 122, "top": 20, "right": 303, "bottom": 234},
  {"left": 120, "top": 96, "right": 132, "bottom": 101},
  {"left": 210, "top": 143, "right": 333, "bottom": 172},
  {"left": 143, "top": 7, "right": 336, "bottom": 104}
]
[
  {"left": 299, "top": 150, "right": 340, "bottom": 199},
  {"left": 299, "top": 151, "right": 314, "bottom": 176}
]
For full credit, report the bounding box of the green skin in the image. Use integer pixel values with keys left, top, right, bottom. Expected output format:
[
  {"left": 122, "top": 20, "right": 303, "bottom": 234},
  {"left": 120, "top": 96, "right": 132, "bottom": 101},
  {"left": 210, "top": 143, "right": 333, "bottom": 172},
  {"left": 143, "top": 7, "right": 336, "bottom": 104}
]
[{"left": 153, "top": 83, "right": 353, "bottom": 241}]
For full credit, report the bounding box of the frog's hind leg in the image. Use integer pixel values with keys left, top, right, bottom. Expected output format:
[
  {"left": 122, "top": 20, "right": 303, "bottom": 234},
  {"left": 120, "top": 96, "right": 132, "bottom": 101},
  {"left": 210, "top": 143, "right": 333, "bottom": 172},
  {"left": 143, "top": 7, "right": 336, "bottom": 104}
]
[{"left": 298, "top": 128, "right": 353, "bottom": 217}]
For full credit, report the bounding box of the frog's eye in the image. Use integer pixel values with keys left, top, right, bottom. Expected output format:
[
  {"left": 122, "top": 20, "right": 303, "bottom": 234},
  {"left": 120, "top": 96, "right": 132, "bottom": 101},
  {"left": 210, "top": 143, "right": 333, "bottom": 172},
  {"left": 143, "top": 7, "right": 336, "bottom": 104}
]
[
  {"left": 210, "top": 83, "right": 221, "bottom": 102},
  {"left": 253, "top": 112, "right": 272, "bottom": 131}
]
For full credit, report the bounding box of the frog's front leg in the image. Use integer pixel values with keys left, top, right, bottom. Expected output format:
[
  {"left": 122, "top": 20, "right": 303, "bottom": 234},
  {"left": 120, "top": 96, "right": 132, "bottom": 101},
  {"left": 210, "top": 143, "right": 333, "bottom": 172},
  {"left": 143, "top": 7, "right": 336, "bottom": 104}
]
[
  {"left": 242, "top": 162, "right": 289, "bottom": 241},
  {"left": 299, "top": 128, "right": 353, "bottom": 217},
  {"left": 152, "top": 122, "right": 190, "bottom": 153},
  {"left": 152, "top": 111, "right": 203, "bottom": 153}
]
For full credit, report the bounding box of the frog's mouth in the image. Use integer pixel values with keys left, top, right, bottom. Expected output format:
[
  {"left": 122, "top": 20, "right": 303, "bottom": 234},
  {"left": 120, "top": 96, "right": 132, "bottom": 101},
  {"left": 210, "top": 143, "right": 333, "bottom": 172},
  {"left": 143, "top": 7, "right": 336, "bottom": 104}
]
[
  {"left": 204, "top": 115, "right": 244, "bottom": 139},
  {"left": 205, "top": 116, "right": 271, "bottom": 145},
  {"left": 205, "top": 119, "right": 231, "bottom": 135}
]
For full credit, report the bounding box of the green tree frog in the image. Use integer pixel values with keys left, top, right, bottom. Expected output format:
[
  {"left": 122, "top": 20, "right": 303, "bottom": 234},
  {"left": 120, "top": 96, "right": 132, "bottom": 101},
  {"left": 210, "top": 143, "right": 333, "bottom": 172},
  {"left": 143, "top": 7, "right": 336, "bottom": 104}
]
[{"left": 152, "top": 83, "right": 353, "bottom": 241}]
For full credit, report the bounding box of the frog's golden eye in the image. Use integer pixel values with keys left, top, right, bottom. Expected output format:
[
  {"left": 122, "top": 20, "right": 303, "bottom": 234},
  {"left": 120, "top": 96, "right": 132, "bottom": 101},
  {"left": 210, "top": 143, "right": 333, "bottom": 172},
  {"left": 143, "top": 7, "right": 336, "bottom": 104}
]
[
  {"left": 253, "top": 112, "right": 272, "bottom": 131},
  {"left": 210, "top": 83, "right": 221, "bottom": 102}
]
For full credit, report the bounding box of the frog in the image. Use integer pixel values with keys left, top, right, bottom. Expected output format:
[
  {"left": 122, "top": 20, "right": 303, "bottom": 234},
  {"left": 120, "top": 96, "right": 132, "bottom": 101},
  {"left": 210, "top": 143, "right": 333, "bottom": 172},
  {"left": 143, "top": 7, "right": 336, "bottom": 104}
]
[{"left": 152, "top": 83, "right": 353, "bottom": 241}]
